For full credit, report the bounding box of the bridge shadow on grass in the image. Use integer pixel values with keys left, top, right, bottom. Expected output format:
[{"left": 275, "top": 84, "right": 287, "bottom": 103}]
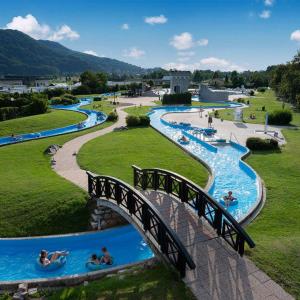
[{"left": 143, "top": 191, "right": 264, "bottom": 300}]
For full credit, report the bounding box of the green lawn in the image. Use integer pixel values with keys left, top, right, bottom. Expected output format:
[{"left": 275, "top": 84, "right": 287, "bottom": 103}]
[
  {"left": 124, "top": 105, "right": 153, "bottom": 116},
  {"left": 246, "top": 128, "right": 300, "bottom": 298},
  {"left": 45, "top": 264, "right": 194, "bottom": 300},
  {"left": 81, "top": 99, "right": 120, "bottom": 115},
  {"left": 0, "top": 110, "right": 85, "bottom": 137},
  {"left": 0, "top": 121, "right": 114, "bottom": 237},
  {"left": 78, "top": 127, "right": 208, "bottom": 187},
  {"left": 216, "top": 90, "right": 300, "bottom": 126}
]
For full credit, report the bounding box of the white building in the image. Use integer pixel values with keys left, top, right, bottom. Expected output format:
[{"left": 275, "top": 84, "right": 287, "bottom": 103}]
[{"left": 163, "top": 71, "right": 191, "bottom": 94}]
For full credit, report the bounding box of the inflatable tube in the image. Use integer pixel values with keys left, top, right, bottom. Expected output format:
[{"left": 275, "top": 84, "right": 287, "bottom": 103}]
[
  {"left": 36, "top": 252, "right": 67, "bottom": 271},
  {"left": 179, "top": 122, "right": 191, "bottom": 127},
  {"left": 86, "top": 257, "right": 114, "bottom": 271},
  {"left": 220, "top": 199, "right": 238, "bottom": 206},
  {"left": 178, "top": 139, "right": 190, "bottom": 145}
]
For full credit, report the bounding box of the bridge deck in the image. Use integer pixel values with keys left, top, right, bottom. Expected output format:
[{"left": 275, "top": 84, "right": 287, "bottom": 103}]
[{"left": 143, "top": 190, "right": 293, "bottom": 300}]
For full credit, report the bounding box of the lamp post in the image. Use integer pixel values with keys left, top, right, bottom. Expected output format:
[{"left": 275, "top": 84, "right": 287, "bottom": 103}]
[{"left": 199, "top": 107, "right": 204, "bottom": 118}]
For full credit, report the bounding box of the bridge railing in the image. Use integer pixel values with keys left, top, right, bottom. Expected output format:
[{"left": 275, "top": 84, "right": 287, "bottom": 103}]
[
  {"left": 87, "top": 171, "right": 195, "bottom": 277},
  {"left": 132, "top": 165, "right": 255, "bottom": 255}
]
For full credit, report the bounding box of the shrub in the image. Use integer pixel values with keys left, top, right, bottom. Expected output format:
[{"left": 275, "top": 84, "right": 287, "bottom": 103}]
[
  {"left": 237, "top": 98, "right": 245, "bottom": 103},
  {"left": 50, "top": 95, "right": 79, "bottom": 105},
  {"left": 214, "top": 110, "right": 219, "bottom": 118},
  {"left": 107, "top": 111, "right": 118, "bottom": 121},
  {"left": 126, "top": 115, "right": 140, "bottom": 127},
  {"left": 268, "top": 110, "right": 292, "bottom": 125},
  {"left": 94, "top": 97, "right": 102, "bottom": 101},
  {"left": 246, "top": 137, "right": 279, "bottom": 151},
  {"left": 162, "top": 92, "right": 192, "bottom": 105},
  {"left": 257, "top": 87, "right": 266, "bottom": 93},
  {"left": 249, "top": 90, "right": 255, "bottom": 96},
  {"left": 139, "top": 115, "right": 150, "bottom": 126},
  {"left": 71, "top": 85, "right": 91, "bottom": 95}
]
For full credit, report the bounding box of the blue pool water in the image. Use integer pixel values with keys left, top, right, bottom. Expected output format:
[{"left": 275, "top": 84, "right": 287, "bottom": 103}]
[
  {"left": 0, "top": 99, "right": 107, "bottom": 146},
  {"left": 0, "top": 225, "right": 153, "bottom": 281},
  {"left": 149, "top": 106, "right": 260, "bottom": 221}
]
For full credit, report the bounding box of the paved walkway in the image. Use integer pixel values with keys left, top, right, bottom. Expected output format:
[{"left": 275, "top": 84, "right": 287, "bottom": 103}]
[
  {"left": 143, "top": 190, "right": 293, "bottom": 300},
  {"left": 53, "top": 102, "right": 293, "bottom": 300}
]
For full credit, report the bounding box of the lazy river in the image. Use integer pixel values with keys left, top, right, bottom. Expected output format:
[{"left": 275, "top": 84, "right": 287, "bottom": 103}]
[
  {"left": 0, "top": 99, "right": 106, "bottom": 146},
  {"left": 0, "top": 225, "right": 153, "bottom": 282},
  {"left": 149, "top": 105, "right": 260, "bottom": 222}
]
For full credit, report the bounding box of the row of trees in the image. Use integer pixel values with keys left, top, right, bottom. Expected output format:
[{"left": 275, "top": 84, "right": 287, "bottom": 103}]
[
  {"left": 192, "top": 69, "right": 270, "bottom": 88},
  {"left": 270, "top": 51, "right": 300, "bottom": 108},
  {"left": 0, "top": 93, "right": 48, "bottom": 121}
]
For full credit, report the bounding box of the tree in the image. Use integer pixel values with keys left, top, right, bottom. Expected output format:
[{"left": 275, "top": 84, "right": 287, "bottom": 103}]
[
  {"left": 292, "top": 50, "right": 300, "bottom": 64},
  {"left": 212, "top": 71, "right": 219, "bottom": 79},
  {"left": 193, "top": 70, "right": 203, "bottom": 83},
  {"left": 224, "top": 74, "right": 229, "bottom": 85},
  {"left": 79, "top": 71, "right": 108, "bottom": 93}
]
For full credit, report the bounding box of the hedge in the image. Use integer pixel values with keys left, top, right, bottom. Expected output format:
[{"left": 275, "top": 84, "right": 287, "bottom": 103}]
[
  {"left": 107, "top": 111, "right": 118, "bottom": 121},
  {"left": 162, "top": 92, "right": 192, "bottom": 105},
  {"left": 126, "top": 115, "right": 150, "bottom": 127},
  {"left": 50, "top": 94, "right": 80, "bottom": 105},
  {"left": 246, "top": 137, "right": 279, "bottom": 151},
  {"left": 0, "top": 94, "right": 48, "bottom": 121},
  {"left": 268, "top": 110, "right": 292, "bottom": 125}
]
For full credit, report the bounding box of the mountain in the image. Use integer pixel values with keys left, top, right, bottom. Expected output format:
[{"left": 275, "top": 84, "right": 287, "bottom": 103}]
[{"left": 0, "top": 29, "right": 145, "bottom": 76}]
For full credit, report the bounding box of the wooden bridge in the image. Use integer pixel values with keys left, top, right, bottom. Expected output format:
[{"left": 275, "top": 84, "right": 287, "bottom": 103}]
[{"left": 87, "top": 166, "right": 293, "bottom": 300}]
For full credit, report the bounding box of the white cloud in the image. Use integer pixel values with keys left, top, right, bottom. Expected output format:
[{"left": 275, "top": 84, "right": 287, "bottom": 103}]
[
  {"left": 200, "top": 57, "right": 245, "bottom": 71},
  {"left": 5, "top": 14, "right": 79, "bottom": 41},
  {"left": 264, "top": 0, "right": 274, "bottom": 6},
  {"left": 164, "top": 56, "right": 245, "bottom": 72},
  {"left": 5, "top": 14, "right": 50, "bottom": 39},
  {"left": 259, "top": 10, "right": 271, "bottom": 19},
  {"left": 197, "top": 38, "right": 209, "bottom": 46},
  {"left": 164, "top": 62, "right": 192, "bottom": 71},
  {"left": 200, "top": 57, "right": 229, "bottom": 68},
  {"left": 84, "top": 50, "right": 99, "bottom": 56},
  {"left": 121, "top": 23, "right": 129, "bottom": 30},
  {"left": 144, "top": 15, "right": 167, "bottom": 25},
  {"left": 48, "top": 25, "right": 79, "bottom": 41},
  {"left": 170, "top": 32, "right": 208, "bottom": 50},
  {"left": 170, "top": 32, "right": 194, "bottom": 50},
  {"left": 123, "top": 47, "right": 145, "bottom": 58},
  {"left": 290, "top": 29, "right": 300, "bottom": 42}
]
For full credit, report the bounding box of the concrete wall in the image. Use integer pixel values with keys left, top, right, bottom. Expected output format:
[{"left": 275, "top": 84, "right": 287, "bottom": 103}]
[
  {"left": 199, "top": 84, "right": 232, "bottom": 101},
  {"left": 87, "top": 198, "right": 128, "bottom": 230}
]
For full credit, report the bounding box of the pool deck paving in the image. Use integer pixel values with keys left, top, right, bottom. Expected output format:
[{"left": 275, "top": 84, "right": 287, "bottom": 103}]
[
  {"left": 163, "top": 110, "right": 286, "bottom": 146},
  {"left": 53, "top": 98, "right": 294, "bottom": 300}
]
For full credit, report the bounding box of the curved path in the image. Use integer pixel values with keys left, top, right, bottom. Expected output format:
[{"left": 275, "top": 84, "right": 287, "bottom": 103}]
[
  {"left": 53, "top": 104, "right": 293, "bottom": 300},
  {"left": 54, "top": 105, "right": 129, "bottom": 189}
]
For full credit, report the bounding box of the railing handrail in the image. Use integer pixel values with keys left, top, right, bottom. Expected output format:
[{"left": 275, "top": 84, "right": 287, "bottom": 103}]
[
  {"left": 86, "top": 171, "right": 196, "bottom": 275},
  {"left": 132, "top": 165, "right": 255, "bottom": 250}
]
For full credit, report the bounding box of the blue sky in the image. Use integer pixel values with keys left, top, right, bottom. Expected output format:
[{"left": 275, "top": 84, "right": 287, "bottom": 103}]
[{"left": 1, "top": 0, "right": 300, "bottom": 71}]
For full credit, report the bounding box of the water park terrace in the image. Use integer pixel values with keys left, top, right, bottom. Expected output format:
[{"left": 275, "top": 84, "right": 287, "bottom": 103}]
[{"left": 0, "top": 91, "right": 297, "bottom": 300}]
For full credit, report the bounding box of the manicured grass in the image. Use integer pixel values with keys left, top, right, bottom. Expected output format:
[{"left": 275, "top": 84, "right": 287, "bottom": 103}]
[
  {"left": 124, "top": 101, "right": 227, "bottom": 117},
  {"left": 124, "top": 105, "right": 153, "bottom": 116},
  {"left": 0, "top": 122, "right": 114, "bottom": 237},
  {"left": 217, "top": 90, "right": 300, "bottom": 126},
  {"left": 0, "top": 110, "right": 85, "bottom": 137},
  {"left": 78, "top": 127, "right": 208, "bottom": 187},
  {"left": 81, "top": 99, "right": 119, "bottom": 115},
  {"left": 21, "top": 264, "right": 194, "bottom": 300},
  {"left": 245, "top": 128, "right": 300, "bottom": 298}
]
